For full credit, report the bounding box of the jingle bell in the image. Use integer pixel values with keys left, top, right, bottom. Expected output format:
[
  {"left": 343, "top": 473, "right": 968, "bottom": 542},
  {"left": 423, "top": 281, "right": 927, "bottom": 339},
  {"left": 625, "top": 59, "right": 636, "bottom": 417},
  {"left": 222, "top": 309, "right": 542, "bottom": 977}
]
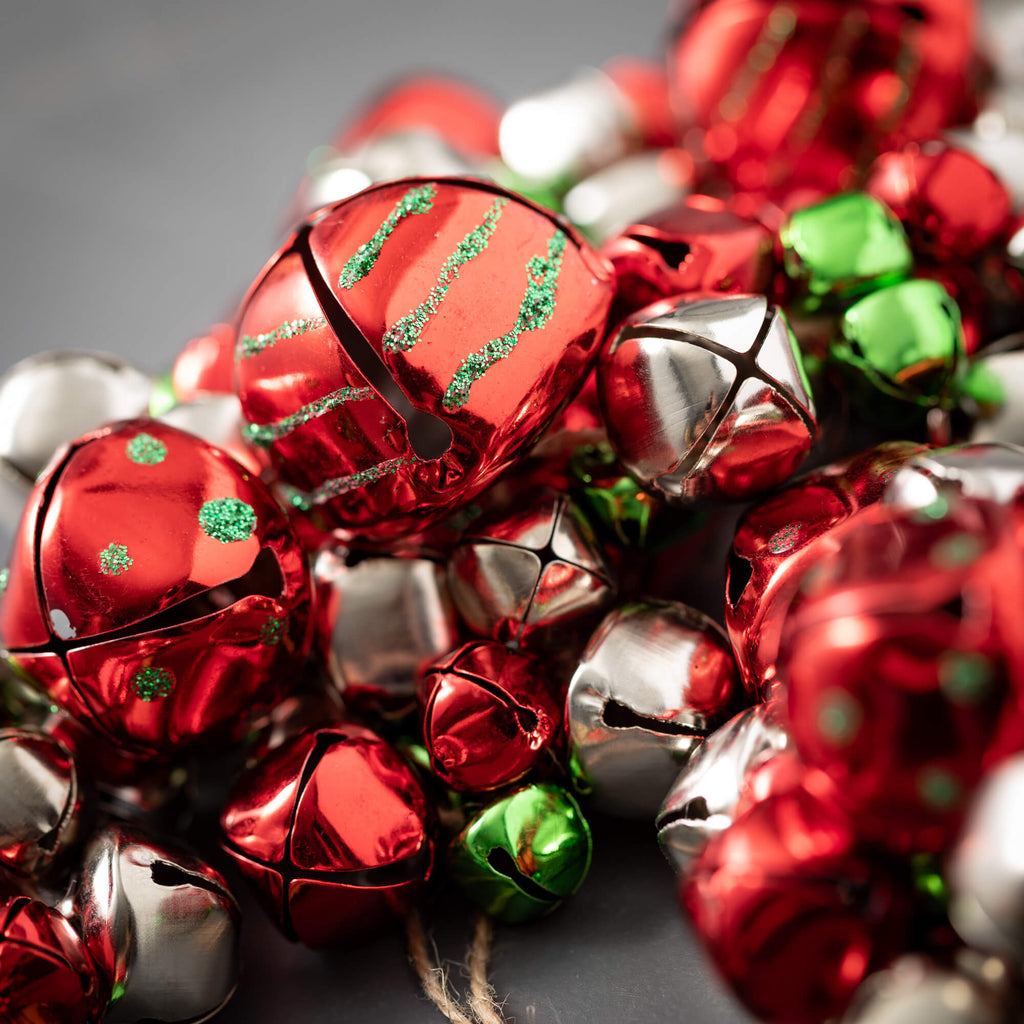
[
  {"left": 449, "top": 782, "right": 591, "bottom": 924},
  {"left": 599, "top": 292, "right": 816, "bottom": 503},
  {"left": 420, "top": 640, "right": 562, "bottom": 792},
  {"left": 72, "top": 824, "right": 240, "bottom": 1024},
  {"left": 0, "top": 419, "right": 312, "bottom": 757},
  {"left": 221, "top": 723, "right": 435, "bottom": 947},
  {"left": 566, "top": 600, "right": 742, "bottom": 819},
  {"left": 448, "top": 492, "right": 614, "bottom": 647}
]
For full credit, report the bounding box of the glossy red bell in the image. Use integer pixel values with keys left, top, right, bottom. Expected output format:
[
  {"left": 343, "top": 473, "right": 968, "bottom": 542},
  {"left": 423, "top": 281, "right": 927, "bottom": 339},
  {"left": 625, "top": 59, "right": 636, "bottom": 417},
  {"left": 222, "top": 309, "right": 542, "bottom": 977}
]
[
  {"left": 780, "top": 499, "right": 1024, "bottom": 852},
  {"left": 0, "top": 896, "right": 108, "bottom": 1024},
  {"left": 420, "top": 640, "right": 562, "bottom": 792},
  {"left": 0, "top": 419, "right": 312, "bottom": 758},
  {"left": 171, "top": 322, "right": 236, "bottom": 402},
  {"left": 234, "top": 177, "right": 615, "bottom": 539},
  {"left": 220, "top": 723, "right": 435, "bottom": 947}
]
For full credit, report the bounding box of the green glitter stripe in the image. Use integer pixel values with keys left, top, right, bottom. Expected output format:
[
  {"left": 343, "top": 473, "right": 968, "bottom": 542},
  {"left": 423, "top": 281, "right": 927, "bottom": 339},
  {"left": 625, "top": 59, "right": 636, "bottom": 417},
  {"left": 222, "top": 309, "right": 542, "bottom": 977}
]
[
  {"left": 442, "top": 229, "right": 567, "bottom": 411},
  {"left": 382, "top": 197, "right": 509, "bottom": 354},
  {"left": 286, "top": 455, "right": 418, "bottom": 510},
  {"left": 99, "top": 543, "right": 133, "bottom": 577},
  {"left": 243, "top": 386, "right": 375, "bottom": 446},
  {"left": 237, "top": 316, "right": 327, "bottom": 360},
  {"left": 338, "top": 183, "right": 438, "bottom": 290}
]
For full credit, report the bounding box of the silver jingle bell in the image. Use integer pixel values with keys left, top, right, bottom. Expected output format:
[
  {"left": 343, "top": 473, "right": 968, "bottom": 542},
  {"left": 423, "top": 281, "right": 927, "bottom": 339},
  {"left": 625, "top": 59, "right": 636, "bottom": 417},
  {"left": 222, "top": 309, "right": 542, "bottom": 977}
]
[
  {"left": 656, "top": 701, "right": 788, "bottom": 874},
  {"left": 72, "top": 824, "right": 240, "bottom": 1024},
  {"left": 884, "top": 442, "right": 1024, "bottom": 512},
  {"left": 448, "top": 493, "right": 615, "bottom": 648},
  {"left": 566, "top": 600, "right": 742, "bottom": 819},
  {"left": 0, "top": 728, "right": 80, "bottom": 879},
  {"left": 0, "top": 351, "right": 152, "bottom": 534},
  {"left": 841, "top": 954, "right": 1016, "bottom": 1024},
  {"left": 314, "top": 548, "right": 458, "bottom": 712},
  {"left": 599, "top": 293, "right": 817, "bottom": 504},
  {"left": 948, "top": 753, "right": 1024, "bottom": 961},
  {"left": 968, "top": 345, "right": 1024, "bottom": 447}
]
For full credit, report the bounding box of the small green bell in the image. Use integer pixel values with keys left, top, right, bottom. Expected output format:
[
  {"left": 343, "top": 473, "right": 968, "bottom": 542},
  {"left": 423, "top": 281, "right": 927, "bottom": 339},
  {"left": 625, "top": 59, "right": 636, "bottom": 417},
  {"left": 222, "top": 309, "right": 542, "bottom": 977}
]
[{"left": 449, "top": 783, "right": 592, "bottom": 924}]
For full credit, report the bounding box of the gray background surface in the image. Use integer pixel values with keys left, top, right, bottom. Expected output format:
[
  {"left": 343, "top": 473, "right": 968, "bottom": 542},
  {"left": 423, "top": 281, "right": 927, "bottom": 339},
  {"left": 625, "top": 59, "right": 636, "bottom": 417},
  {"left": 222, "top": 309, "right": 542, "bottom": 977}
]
[{"left": 0, "top": 2, "right": 753, "bottom": 1022}]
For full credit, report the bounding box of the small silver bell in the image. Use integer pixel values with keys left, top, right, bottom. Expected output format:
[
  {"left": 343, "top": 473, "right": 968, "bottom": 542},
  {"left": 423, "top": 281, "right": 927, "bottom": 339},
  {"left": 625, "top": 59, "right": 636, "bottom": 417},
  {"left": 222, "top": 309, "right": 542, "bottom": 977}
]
[
  {"left": 599, "top": 293, "right": 817, "bottom": 504},
  {"left": 71, "top": 824, "right": 240, "bottom": 1024},
  {"left": 566, "top": 600, "right": 742, "bottom": 819},
  {"left": 656, "top": 702, "right": 788, "bottom": 874},
  {"left": 314, "top": 548, "right": 458, "bottom": 713},
  {"left": 884, "top": 442, "right": 1024, "bottom": 511}
]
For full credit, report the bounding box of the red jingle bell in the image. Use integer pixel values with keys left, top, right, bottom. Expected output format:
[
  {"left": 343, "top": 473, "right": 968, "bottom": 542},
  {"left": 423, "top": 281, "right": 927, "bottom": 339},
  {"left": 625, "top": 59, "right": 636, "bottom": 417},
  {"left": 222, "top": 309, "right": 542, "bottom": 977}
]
[
  {"left": 780, "top": 499, "right": 1024, "bottom": 853},
  {"left": 0, "top": 419, "right": 312, "bottom": 758},
  {"left": 683, "top": 757, "right": 913, "bottom": 1024},
  {"left": 0, "top": 896, "right": 108, "bottom": 1024},
  {"left": 171, "top": 322, "right": 236, "bottom": 402},
  {"left": 726, "top": 441, "right": 927, "bottom": 700},
  {"left": 668, "top": 0, "right": 977, "bottom": 193},
  {"left": 234, "top": 177, "right": 616, "bottom": 539},
  {"left": 220, "top": 723, "right": 435, "bottom": 947},
  {"left": 419, "top": 640, "right": 562, "bottom": 792}
]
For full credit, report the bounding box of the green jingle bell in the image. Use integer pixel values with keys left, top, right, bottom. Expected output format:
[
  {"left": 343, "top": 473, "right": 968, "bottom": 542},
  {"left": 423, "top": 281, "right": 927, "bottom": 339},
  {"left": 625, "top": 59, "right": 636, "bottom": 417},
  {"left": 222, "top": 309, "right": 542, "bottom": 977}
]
[
  {"left": 833, "top": 278, "right": 964, "bottom": 407},
  {"left": 780, "top": 192, "right": 913, "bottom": 308},
  {"left": 449, "top": 783, "right": 592, "bottom": 924}
]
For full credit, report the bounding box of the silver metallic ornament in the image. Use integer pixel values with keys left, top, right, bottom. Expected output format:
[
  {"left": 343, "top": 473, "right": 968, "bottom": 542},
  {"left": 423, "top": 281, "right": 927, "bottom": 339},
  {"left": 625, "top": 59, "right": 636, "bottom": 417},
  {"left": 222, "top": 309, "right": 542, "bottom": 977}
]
[
  {"left": 656, "top": 702, "right": 788, "bottom": 874},
  {"left": 0, "top": 728, "right": 80, "bottom": 879},
  {"left": 884, "top": 443, "right": 1024, "bottom": 512},
  {"left": 71, "top": 824, "right": 240, "bottom": 1024},
  {"left": 0, "top": 351, "right": 151, "bottom": 533},
  {"left": 448, "top": 493, "right": 615, "bottom": 647},
  {"left": 314, "top": 549, "right": 458, "bottom": 712},
  {"left": 948, "top": 753, "right": 1024, "bottom": 961},
  {"left": 566, "top": 600, "right": 742, "bottom": 819},
  {"left": 968, "top": 345, "right": 1024, "bottom": 447},
  {"left": 599, "top": 293, "right": 817, "bottom": 504},
  {"left": 841, "top": 954, "right": 1016, "bottom": 1024}
]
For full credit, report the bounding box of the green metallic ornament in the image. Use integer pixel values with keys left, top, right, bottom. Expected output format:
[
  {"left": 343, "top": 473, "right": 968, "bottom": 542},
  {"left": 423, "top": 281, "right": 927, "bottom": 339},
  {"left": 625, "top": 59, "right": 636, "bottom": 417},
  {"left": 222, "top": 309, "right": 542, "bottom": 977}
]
[
  {"left": 780, "top": 193, "right": 912, "bottom": 307},
  {"left": 832, "top": 278, "right": 964, "bottom": 406},
  {"left": 449, "top": 783, "right": 592, "bottom": 924}
]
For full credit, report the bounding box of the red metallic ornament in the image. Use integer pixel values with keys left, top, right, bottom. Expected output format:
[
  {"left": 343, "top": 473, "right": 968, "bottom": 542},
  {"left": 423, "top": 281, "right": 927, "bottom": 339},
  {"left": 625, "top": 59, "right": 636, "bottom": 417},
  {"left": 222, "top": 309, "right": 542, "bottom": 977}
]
[
  {"left": 234, "top": 177, "right": 615, "bottom": 539},
  {"left": 602, "top": 57, "right": 677, "bottom": 149},
  {"left": 668, "top": 0, "right": 977, "bottom": 193},
  {"left": 603, "top": 195, "right": 775, "bottom": 319},
  {"left": 726, "top": 442, "right": 927, "bottom": 700},
  {"left": 220, "top": 723, "right": 435, "bottom": 947},
  {"left": 780, "top": 499, "right": 1024, "bottom": 853},
  {"left": 171, "top": 322, "right": 236, "bottom": 402},
  {"left": 0, "top": 896, "right": 107, "bottom": 1024},
  {"left": 682, "top": 758, "right": 913, "bottom": 1024},
  {"left": 420, "top": 640, "right": 562, "bottom": 792},
  {"left": 0, "top": 419, "right": 312, "bottom": 758},
  {"left": 865, "top": 140, "right": 1012, "bottom": 262}
]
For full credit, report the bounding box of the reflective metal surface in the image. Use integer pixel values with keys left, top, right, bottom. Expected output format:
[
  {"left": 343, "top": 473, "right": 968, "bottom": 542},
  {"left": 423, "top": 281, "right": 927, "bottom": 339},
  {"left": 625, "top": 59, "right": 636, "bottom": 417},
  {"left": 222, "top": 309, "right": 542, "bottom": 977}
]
[
  {"left": 314, "top": 549, "right": 457, "bottom": 712},
  {"left": 566, "top": 600, "right": 742, "bottom": 819},
  {"left": 656, "top": 702, "right": 788, "bottom": 873},
  {"left": 159, "top": 393, "right": 267, "bottom": 476},
  {"left": 72, "top": 824, "right": 241, "bottom": 1024},
  {"left": 884, "top": 442, "right": 1024, "bottom": 511},
  {"left": 600, "top": 293, "right": 816, "bottom": 503},
  {"left": 969, "top": 348, "right": 1024, "bottom": 446},
  {"left": 0, "top": 728, "right": 80, "bottom": 879}
]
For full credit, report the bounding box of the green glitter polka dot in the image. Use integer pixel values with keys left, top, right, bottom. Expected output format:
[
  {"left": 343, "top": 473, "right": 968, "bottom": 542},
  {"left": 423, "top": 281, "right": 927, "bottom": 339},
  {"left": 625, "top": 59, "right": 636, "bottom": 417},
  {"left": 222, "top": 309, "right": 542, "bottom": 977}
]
[
  {"left": 938, "top": 651, "right": 992, "bottom": 706},
  {"left": 130, "top": 667, "right": 175, "bottom": 702},
  {"left": 99, "top": 543, "right": 134, "bottom": 577},
  {"left": 382, "top": 197, "right": 508, "bottom": 354},
  {"left": 0, "top": 568, "right": 8, "bottom": 597},
  {"left": 259, "top": 616, "right": 285, "bottom": 645},
  {"left": 199, "top": 498, "right": 257, "bottom": 543},
  {"left": 816, "top": 688, "right": 862, "bottom": 745},
  {"left": 442, "top": 229, "right": 567, "bottom": 411},
  {"left": 768, "top": 523, "right": 802, "bottom": 555},
  {"left": 125, "top": 432, "right": 167, "bottom": 465},
  {"left": 918, "top": 767, "right": 962, "bottom": 810},
  {"left": 930, "top": 532, "right": 984, "bottom": 570}
]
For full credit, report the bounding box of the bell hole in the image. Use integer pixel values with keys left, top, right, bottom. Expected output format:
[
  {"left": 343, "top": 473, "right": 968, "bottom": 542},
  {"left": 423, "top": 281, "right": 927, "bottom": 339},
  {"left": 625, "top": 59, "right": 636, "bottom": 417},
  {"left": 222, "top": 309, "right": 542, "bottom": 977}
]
[
  {"left": 633, "top": 235, "right": 691, "bottom": 271},
  {"left": 727, "top": 551, "right": 754, "bottom": 609},
  {"left": 680, "top": 796, "right": 710, "bottom": 821},
  {"left": 486, "top": 846, "right": 555, "bottom": 902},
  {"left": 898, "top": 3, "right": 927, "bottom": 22},
  {"left": 601, "top": 699, "right": 704, "bottom": 738},
  {"left": 150, "top": 860, "right": 225, "bottom": 897},
  {"left": 941, "top": 593, "right": 964, "bottom": 620},
  {"left": 513, "top": 705, "right": 539, "bottom": 734}
]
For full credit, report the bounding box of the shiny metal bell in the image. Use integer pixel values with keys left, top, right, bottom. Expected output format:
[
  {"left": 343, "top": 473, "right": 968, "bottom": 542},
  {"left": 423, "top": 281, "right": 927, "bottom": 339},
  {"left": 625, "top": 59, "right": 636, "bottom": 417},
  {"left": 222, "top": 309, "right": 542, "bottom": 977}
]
[
  {"left": 0, "top": 728, "right": 80, "bottom": 879},
  {"left": 448, "top": 493, "right": 615, "bottom": 647},
  {"left": 71, "top": 824, "right": 240, "bottom": 1024},
  {"left": 599, "top": 293, "right": 817, "bottom": 504},
  {"left": 314, "top": 548, "right": 458, "bottom": 713},
  {"left": 968, "top": 346, "right": 1024, "bottom": 447},
  {"left": 884, "top": 442, "right": 1024, "bottom": 511},
  {"left": 948, "top": 754, "right": 1024, "bottom": 961},
  {"left": 841, "top": 954, "right": 1015, "bottom": 1024},
  {"left": 0, "top": 351, "right": 152, "bottom": 532},
  {"left": 566, "top": 600, "right": 742, "bottom": 819},
  {"left": 159, "top": 393, "right": 266, "bottom": 475},
  {"left": 656, "top": 702, "right": 788, "bottom": 873}
]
